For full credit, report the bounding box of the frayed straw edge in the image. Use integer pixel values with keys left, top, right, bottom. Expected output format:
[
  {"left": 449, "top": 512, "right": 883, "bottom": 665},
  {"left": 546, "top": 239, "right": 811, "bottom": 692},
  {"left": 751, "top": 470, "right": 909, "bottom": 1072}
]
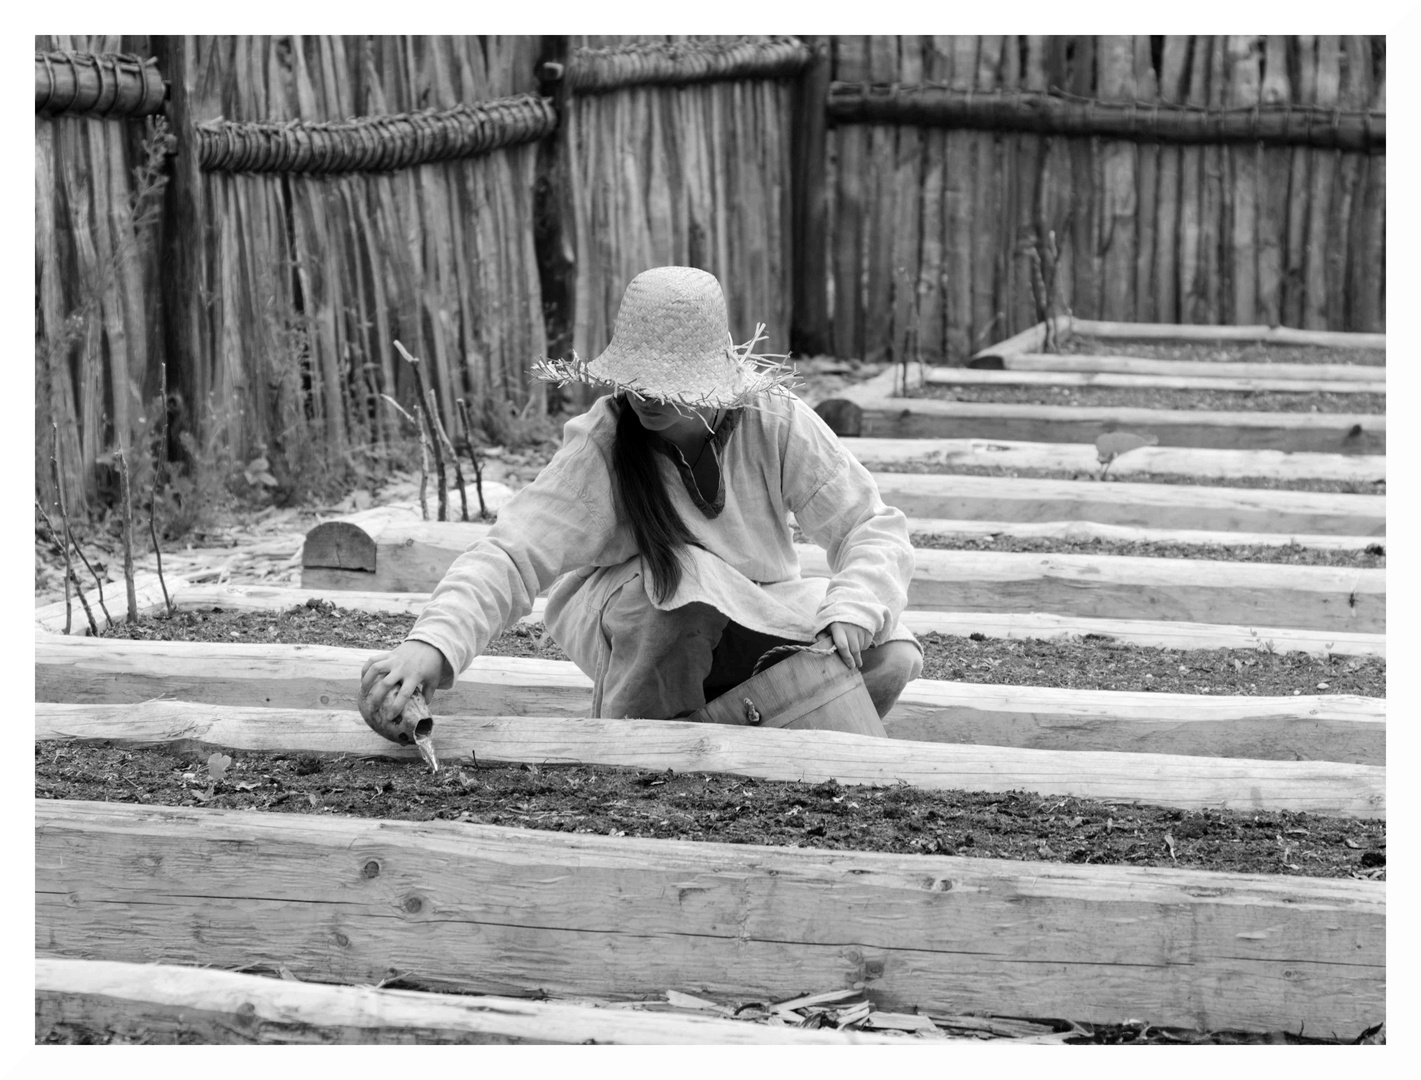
[{"left": 530, "top": 325, "right": 802, "bottom": 412}]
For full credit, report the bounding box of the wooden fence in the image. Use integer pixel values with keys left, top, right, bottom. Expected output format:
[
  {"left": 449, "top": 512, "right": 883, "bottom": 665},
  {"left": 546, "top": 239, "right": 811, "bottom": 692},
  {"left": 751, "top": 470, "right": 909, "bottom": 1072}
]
[
  {"left": 821, "top": 35, "right": 1386, "bottom": 365},
  {"left": 35, "top": 34, "right": 1384, "bottom": 511}
]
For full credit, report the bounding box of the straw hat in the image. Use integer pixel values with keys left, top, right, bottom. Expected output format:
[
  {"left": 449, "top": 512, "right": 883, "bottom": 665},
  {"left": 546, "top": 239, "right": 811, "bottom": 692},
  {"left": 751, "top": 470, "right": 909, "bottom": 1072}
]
[{"left": 532, "top": 266, "right": 798, "bottom": 409}]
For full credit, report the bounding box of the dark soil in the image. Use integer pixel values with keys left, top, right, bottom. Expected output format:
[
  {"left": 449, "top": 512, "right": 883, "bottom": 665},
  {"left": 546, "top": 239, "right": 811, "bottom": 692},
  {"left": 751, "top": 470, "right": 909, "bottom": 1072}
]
[
  {"left": 34, "top": 742, "right": 1385, "bottom": 882},
  {"left": 873, "top": 462, "right": 1385, "bottom": 495},
  {"left": 913, "top": 383, "right": 1385, "bottom": 414},
  {"left": 99, "top": 602, "right": 1386, "bottom": 699},
  {"left": 1059, "top": 337, "right": 1386, "bottom": 367},
  {"left": 907, "top": 532, "right": 1384, "bottom": 568}
]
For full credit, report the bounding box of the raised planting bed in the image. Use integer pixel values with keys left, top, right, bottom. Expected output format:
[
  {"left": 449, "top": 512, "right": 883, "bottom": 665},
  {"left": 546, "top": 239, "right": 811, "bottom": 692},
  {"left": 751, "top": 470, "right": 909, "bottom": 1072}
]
[
  {"left": 846, "top": 437, "right": 1386, "bottom": 485},
  {"left": 33, "top": 793, "right": 1384, "bottom": 1036},
  {"left": 905, "top": 531, "right": 1383, "bottom": 567},
  {"left": 866, "top": 465, "right": 1384, "bottom": 530},
  {"left": 299, "top": 518, "right": 1384, "bottom": 633},
  {"left": 909, "top": 382, "right": 1385, "bottom": 415},
  {"left": 816, "top": 319, "right": 1385, "bottom": 453},
  {"left": 39, "top": 634, "right": 1385, "bottom": 765},
  {"left": 43, "top": 581, "right": 1387, "bottom": 657}
]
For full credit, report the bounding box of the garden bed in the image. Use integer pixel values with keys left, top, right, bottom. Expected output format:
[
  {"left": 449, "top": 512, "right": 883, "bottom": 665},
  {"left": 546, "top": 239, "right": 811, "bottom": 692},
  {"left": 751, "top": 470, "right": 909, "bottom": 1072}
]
[
  {"left": 906, "top": 532, "right": 1384, "bottom": 568},
  {"left": 33, "top": 742, "right": 1385, "bottom": 881},
  {"left": 873, "top": 462, "right": 1384, "bottom": 495},
  {"left": 95, "top": 605, "right": 1387, "bottom": 698},
  {"left": 911, "top": 384, "right": 1385, "bottom": 414},
  {"left": 1059, "top": 337, "right": 1386, "bottom": 366}
]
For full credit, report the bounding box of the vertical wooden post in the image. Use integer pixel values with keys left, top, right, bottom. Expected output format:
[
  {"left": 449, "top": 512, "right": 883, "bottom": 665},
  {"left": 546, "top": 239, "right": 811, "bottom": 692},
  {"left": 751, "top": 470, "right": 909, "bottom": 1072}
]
[
  {"left": 1256, "top": 34, "right": 1292, "bottom": 326},
  {"left": 790, "top": 35, "right": 830, "bottom": 356},
  {"left": 1097, "top": 35, "right": 1137, "bottom": 321},
  {"left": 830, "top": 36, "right": 867, "bottom": 361},
  {"left": 1225, "top": 36, "right": 1261, "bottom": 326},
  {"left": 533, "top": 35, "right": 577, "bottom": 405},
  {"left": 151, "top": 35, "right": 205, "bottom": 467}
]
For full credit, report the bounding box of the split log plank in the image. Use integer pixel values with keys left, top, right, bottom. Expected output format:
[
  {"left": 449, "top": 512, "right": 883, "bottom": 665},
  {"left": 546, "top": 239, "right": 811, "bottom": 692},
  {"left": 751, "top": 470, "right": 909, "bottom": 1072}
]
[
  {"left": 34, "top": 573, "right": 185, "bottom": 635},
  {"left": 105, "top": 581, "right": 1384, "bottom": 658},
  {"left": 902, "top": 516, "right": 1382, "bottom": 551},
  {"left": 886, "top": 681, "right": 1383, "bottom": 766},
  {"left": 841, "top": 397, "right": 1384, "bottom": 454},
  {"left": 1057, "top": 318, "right": 1386, "bottom": 351},
  {"left": 851, "top": 437, "right": 1386, "bottom": 486},
  {"left": 35, "top": 638, "right": 1384, "bottom": 763},
  {"left": 979, "top": 351, "right": 1385, "bottom": 385},
  {"left": 865, "top": 469, "right": 1384, "bottom": 532},
  {"left": 923, "top": 366, "right": 1383, "bottom": 395},
  {"left": 301, "top": 519, "right": 1384, "bottom": 632},
  {"left": 34, "top": 703, "right": 1385, "bottom": 816},
  {"left": 860, "top": 549, "right": 1384, "bottom": 633},
  {"left": 894, "top": 610, "right": 1385, "bottom": 659},
  {"left": 34, "top": 958, "right": 898, "bottom": 1045},
  {"left": 34, "top": 799, "right": 1386, "bottom": 1032}
]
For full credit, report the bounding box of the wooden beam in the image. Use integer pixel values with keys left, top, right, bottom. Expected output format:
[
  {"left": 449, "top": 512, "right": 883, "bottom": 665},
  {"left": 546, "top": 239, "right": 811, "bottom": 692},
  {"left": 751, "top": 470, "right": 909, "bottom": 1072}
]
[
  {"left": 851, "top": 436, "right": 1386, "bottom": 485},
  {"left": 887, "top": 681, "right": 1384, "bottom": 766},
  {"left": 895, "top": 609, "right": 1385, "bottom": 659},
  {"left": 34, "top": 958, "right": 899, "bottom": 1045},
  {"left": 301, "top": 519, "right": 1383, "bottom": 631},
  {"left": 34, "top": 799, "right": 1387, "bottom": 1033},
  {"left": 839, "top": 397, "right": 1384, "bottom": 455},
  {"left": 901, "top": 516, "right": 1382, "bottom": 551},
  {"left": 869, "top": 549, "right": 1383, "bottom": 633},
  {"left": 36, "top": 638, "right": 1383, "bottom": 764},
  {"left": 104, "top": 581, "right": 1384, "bottom": 657},
  {"left": 864, "top": 469, "right": 1384, "bottom": 532},
  {"left": 34, "top": 573, "right": 185, "bottom": 635},
  {"left": 35, "top": 703, "right": 1385, "bottom": 816},
  {"left": 975, "top": 350, "right": 1385, "bottom": 385},
  {"left": 1060, "top": 318, "right": 1386, "bottom": 351},
  {"left": 923, "top": 366, "right": 1384, "bottom": 395}
]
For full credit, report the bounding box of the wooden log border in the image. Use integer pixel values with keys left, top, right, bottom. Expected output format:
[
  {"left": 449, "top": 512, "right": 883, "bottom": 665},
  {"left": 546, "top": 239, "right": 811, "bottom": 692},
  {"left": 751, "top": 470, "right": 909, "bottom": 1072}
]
[
  {"left": 37, "top": 581, "right": 1386, "bottom": 658},
  {"left": 34, "top": 702, "right": 1386, "bottom": 816},
  {"left": 296, "top": 518, "right": 1385, "bottom": 632},
  {"left": 35, "top": 636, "right": 1386, "bottom": 764},
  {"left": 34, "top": 799, "right": 1386, "bottom": 1034},
  {"left": 35, "top": 958, "right": 901, "bottom": 1045}
]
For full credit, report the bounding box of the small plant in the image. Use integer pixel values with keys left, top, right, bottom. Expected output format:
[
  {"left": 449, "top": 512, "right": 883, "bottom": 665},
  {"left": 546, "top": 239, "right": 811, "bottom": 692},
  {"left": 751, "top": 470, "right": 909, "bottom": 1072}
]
[
  {"left": 190, "top": 752, "right": 233, "bottom": 802},
  {"left": 1095, "top": 431, "right": 1160, "bottom": 481}
]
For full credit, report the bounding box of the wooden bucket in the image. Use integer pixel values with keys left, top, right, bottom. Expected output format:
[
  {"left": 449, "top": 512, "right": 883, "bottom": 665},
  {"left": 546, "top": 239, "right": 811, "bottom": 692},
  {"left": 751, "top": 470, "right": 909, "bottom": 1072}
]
[{"left": 687, "top": 645, "right": 887, "bottom": 737}]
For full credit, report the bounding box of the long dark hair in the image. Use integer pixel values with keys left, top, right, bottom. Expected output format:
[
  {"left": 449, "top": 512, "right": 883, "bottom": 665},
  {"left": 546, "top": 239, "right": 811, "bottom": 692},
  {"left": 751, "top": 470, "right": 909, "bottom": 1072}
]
[{"left": 612, "top": 396, "right": 702, "bottom": 603}]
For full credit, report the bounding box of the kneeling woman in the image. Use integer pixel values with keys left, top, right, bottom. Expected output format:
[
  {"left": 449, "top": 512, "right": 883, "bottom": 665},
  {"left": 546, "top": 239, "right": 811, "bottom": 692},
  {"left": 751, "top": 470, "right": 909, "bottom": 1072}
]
[{"left": 360, "top": 266, "right": 923, "bottom": 724}]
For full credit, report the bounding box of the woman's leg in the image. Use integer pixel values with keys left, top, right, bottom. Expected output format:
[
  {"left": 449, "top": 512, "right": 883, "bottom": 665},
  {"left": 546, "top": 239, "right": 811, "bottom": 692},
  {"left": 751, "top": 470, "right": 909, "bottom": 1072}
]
[
  {"left": 857, "top": 639, "right": 923, "bottom": 718},
  {"left": 596, "top": 573, "right": 729, "bottom": 720}
]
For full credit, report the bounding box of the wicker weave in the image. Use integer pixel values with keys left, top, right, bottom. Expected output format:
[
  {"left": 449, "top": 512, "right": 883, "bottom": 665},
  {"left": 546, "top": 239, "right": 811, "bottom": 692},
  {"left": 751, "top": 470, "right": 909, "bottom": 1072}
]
[
  {"left": 565, "top": 36, "right": 811, "bottom": 94},
  {"left": 533, "top": 266, "right": 798, "bottom": 409},
  {"left": 197, "top": 92, "right": 557, "bottom": 175},
  {"left": 35, "top": 51, "right": 166, "bottom": 118}
]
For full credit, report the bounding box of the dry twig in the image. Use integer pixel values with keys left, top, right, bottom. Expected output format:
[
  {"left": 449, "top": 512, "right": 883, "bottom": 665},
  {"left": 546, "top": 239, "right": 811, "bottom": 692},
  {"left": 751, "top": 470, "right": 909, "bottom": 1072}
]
[
  {"left": 455, "top": 398, "right": 487, "bottom": 518},
  {"left": 115, "top": 448, "right": 139, "bottom": 622},
  {"left": 426, "top": 388, "right": 468, "bottom": 522},
  {"left": 394, "top": 341, "right": 447, "bottom": 521}
]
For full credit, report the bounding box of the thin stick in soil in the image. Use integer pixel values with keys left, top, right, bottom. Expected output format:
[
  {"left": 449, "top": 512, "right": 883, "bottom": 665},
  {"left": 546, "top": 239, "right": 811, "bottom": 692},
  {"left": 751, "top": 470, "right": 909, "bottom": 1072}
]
[
  {"left": 413, "top": 403, "right": 431, "bottom": 522},
  {"left": 34, "top": 498, "right": 98, "bottom": 636},
  {"left": 150, "top": 360, "right": 172, "bottom": 614},
  {"left": 115, "top": 448, "right": 139, "bottom": 622},
  {"left": 426, "top": 387, "right": 468, "bottom": 522},
  {"left": 455, "top": 397, "right": 487, "bottom": 518},
  {"left": 394, "top": 341, "right": 446, "bottom": 522}
]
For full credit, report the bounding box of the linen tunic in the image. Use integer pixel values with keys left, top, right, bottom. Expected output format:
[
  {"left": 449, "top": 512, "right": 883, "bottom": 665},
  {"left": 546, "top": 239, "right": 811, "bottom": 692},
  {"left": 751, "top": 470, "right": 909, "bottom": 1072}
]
[{"left": 407, "top": 390, "right": 916, "bottom": 689}]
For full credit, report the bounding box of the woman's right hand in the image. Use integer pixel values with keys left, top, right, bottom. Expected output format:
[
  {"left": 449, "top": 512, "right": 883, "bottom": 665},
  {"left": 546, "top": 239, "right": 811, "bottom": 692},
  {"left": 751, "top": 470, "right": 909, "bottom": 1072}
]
[{"left": 359, "top": 640, "right": 450, "bottom": 722}]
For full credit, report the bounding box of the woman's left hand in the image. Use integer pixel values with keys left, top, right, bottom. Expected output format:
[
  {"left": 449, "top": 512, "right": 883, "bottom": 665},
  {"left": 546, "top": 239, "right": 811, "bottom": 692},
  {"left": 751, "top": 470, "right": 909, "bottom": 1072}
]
[{"left": 819, "top": 621, "right": 873, "bottom": 669}]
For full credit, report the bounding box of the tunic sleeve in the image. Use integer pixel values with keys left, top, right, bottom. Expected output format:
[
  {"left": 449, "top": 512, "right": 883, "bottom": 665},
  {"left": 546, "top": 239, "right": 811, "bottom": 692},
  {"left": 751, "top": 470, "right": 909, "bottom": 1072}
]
[
  {"left": 405, "top": 407, "right": 618, "bottom": 687},
  {"left": 778, "top": 396, "right": 915, "bottom": 641}
]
